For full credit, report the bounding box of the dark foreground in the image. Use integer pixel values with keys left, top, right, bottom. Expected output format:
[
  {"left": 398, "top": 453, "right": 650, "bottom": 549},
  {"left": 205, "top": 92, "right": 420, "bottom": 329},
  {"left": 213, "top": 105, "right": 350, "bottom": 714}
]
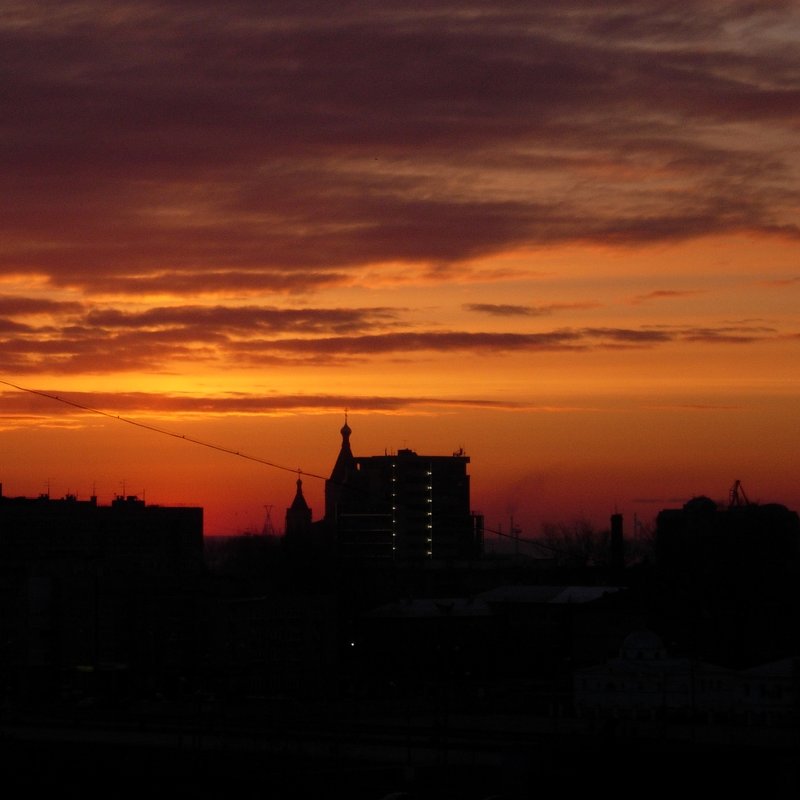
[{"left": 1, "top": 710, "right": 798, "bottom": 799}]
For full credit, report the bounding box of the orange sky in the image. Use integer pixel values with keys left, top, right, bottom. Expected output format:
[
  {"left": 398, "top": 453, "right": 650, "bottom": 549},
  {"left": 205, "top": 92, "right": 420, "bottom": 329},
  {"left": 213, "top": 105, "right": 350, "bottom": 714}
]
[{"left": 1, "top": 2, "right": 799, "bottom": 540}]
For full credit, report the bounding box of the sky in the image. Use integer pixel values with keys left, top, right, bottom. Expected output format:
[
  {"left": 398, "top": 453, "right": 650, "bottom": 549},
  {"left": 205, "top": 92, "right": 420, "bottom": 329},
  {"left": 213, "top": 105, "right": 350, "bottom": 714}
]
[{"left": 1, "top": 1, "right": 799, "bottom": 541}]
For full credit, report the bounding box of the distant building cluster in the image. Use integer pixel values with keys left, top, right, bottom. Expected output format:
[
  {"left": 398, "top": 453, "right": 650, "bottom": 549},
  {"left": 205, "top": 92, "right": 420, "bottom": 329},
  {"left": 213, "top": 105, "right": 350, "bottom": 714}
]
[{"left": 1, "top": 426, "right": 799, "bottom": 749}]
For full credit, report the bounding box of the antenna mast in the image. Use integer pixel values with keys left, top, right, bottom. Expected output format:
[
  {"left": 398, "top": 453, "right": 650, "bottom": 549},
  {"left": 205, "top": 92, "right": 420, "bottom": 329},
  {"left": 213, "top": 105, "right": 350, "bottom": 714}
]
[
  {"left": 262, "top": 504, "right": 275, "bottom": 536},
  {"left": 728, "top": 479, "right": 750, "bottom": 508}
]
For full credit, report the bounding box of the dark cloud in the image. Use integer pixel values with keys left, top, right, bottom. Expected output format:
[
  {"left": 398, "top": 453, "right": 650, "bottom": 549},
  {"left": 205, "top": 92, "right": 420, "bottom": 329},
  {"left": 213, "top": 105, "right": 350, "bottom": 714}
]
[
  {"left": 94, "top": 270, "right": 349, "bottom": 295},
  {"left": 679, "top": 327, "right": 766, "bottom": 344},
  {"left": 231, "top": 331, "right": 587, "bottom": 361},
  {"left": 465, "top": 302, "right": 600, "bottom": 317},
  {"left": 0, "top": 309, "right": 783, "bottom": 373},
  {"left": 222, "top": 324, "right": 778, "bottom": 365},
  {"left": 85, "top": 305, "right": 399, "bottom": 334},
  {"left": 647, "top": 321, "right": 778, "bottom": 338},
  {"left": 464, "top": 304, "right": 545, "bottom": 317},
  {"left": 631, "top": 289, "right": 705, "bottom": 304},
  {"left": 0, "top": 386, "right": 524, "bottom": 416},
  {"left": 0, "top": 319, "right": 35, "bottom": 334},
  {"left": 1, "top": 1, "right": 798, "bottom": 292},
  {"left": 0, "top": 295, "right": 84, "bottom": 316},
  {"left": 0, "top": 301, "right": 405, "bottom": 372},
  {"left": 581, "top": 328, "right": 672, "bottom": 344}
]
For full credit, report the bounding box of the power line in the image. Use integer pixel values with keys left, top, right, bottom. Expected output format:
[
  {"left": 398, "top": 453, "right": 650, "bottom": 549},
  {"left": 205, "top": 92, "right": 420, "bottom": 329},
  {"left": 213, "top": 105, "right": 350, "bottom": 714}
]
[
  {"left": 1, "top": 378, "right": 598, "bottom": 559},
  {"left": 0, "top": 378, "right": 329, "bottom": 482},
  {"left": 483, "top": 523, "right": 559, "bottom": 555}
]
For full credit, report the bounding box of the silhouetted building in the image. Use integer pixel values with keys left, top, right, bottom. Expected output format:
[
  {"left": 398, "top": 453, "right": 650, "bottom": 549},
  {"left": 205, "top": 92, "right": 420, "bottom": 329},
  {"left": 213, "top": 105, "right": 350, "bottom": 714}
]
[
  {"left": 656, "top": 492, "right": 800, "bottom": 574},
  {"left": 323, "top": 419, "right": 483, "bottom": 562},
  {"left": 0, "top": 489, "right": 203, "bottom": 574},
  {"left": 0, "top": 487, "right": 204, "bottom": 705},
  {"left": 574, "top": 630, "right": 800, "bottom": 726},
  {"left": 355, "top": 584, "right": 636, "bottom": 710},
  {"left": 283, "top": 476, "right": 314, "bottom": 551},
  {"left": 652, "top": 489, "right": 800, "bottom": 666},
  {"left": 285, "top": 477, "right": 312, "bottom": 535}
]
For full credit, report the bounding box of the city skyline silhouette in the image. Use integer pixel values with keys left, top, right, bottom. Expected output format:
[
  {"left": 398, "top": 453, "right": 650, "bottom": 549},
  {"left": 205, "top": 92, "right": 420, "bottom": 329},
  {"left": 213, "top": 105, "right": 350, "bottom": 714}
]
[
  {"left": 1, "top": 415, "right": 799, "bottom": 798},
  {"left": 1, "top": 3, "right": 799, "bottom": 794}
]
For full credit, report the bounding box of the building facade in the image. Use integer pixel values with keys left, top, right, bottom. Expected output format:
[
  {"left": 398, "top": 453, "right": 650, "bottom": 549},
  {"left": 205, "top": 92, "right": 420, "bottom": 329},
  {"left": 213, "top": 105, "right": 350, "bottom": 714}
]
[
  {"left": 323, "top": 420, "right": 483, "bottom": 562},
  {"left": 0, "top": 487, "right": 204, "bottom": 705}
]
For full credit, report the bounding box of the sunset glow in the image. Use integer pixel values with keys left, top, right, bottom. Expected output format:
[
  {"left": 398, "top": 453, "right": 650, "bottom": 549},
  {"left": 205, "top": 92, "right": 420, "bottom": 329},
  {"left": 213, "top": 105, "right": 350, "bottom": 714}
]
[{"left": 2, "top": 2, "right": 799, "bottom": 538}]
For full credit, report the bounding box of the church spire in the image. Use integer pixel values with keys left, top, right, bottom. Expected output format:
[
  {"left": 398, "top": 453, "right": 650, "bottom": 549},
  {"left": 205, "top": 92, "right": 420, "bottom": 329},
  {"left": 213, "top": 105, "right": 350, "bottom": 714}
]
[
  {"left": 330, "top": 413, "right": 355, "bottom": 483},
  {"left": 342, "top": 408, "right": 351, "bottom": 439},
  {"left": 325, "top": 414, "right": 357, "bottom": 521},
  {"left": 285, "top": 471, "right": 312, "bottom": 538},
  {"left": 290, "top": 474, "right": 309, "bottom": 511}
]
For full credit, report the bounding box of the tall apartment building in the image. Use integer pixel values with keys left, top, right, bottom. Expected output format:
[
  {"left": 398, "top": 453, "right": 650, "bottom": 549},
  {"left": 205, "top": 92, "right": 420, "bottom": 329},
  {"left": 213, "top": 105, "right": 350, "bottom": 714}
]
[
  {"left": 323, "top": 420, "right": 483, "bottom": 562},
  {"left": 0, "top": 486, "right": 204, "bottom": 701}
]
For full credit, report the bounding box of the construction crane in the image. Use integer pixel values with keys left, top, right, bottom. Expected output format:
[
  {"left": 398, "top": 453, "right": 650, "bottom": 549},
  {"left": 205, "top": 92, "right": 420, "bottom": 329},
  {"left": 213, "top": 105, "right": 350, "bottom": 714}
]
[{"left": 728, "top": 479, "right": 750, "bottom": 508}]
